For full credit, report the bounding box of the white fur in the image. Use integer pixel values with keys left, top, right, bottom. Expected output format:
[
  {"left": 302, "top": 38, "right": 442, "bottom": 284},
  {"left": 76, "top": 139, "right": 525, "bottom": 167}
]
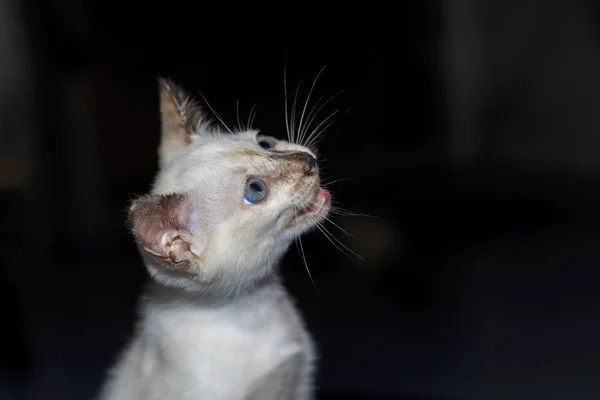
[
  {"left": 97, "top": 80, "right": 328, "bottom": 400},
  {"left": 99, "top": 284, "right": 315, "bottom": 400}
]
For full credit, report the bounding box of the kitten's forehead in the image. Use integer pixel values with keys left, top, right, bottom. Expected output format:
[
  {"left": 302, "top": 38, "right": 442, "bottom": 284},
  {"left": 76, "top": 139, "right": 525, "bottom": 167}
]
[
  {"left": 153, "top": 131, "right": 316, "bottom": 194},
  {"left": 188, "top": 131, "right": 315, "bottom": 166}
]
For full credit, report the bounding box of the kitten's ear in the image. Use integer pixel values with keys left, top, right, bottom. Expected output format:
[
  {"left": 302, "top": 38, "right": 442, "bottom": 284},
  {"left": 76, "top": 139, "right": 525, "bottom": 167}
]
[
  {"left": 128, "top": 193, "right": 206, "bottom": 273},
  {"left": 158, "top": 78, "right": 206, "bottom": 167}
]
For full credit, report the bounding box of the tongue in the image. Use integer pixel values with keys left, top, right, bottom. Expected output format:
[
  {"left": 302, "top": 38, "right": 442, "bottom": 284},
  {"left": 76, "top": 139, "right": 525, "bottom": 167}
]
[{"left": 306, "top": 188, "right": 330, "bottom": 213}]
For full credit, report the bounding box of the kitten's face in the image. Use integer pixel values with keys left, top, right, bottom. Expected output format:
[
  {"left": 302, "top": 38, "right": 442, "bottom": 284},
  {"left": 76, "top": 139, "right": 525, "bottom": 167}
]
[{"left": 129, "top": 79, "right": 330, "bottom": 294}]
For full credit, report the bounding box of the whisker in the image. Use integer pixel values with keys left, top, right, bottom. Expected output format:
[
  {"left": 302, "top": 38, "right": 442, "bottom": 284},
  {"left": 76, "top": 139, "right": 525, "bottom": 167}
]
[
  {"left": 316, "top": 220, "right": 363, "bottom": 260},
  {"left": 321, "top": 177, "right": 355, "bottom": 187},
  {"left": 314, "top": 219, "right": 363, "bottom": 260},
  {"left": 304, "top": 110, "right": 338, "bottom": 148},
  {"left": 284, "top": 57, "right": 291, "bottom": 142},
  {"left": 290, "top": 80, "right": 302, "bottom": 143},
  {"left": 328, "top": 206, "right": 379, "bottom": 219},
  {"left": 322, "top": 216, "right": 358, "bottom": 239},
  {"left": 301, "top": 205, "right": 363, "bottom": 260},
  {"left": 248, "top": 105, "right": 257, "bottom": 130},
  {"left": 196, "top": 90, "right": 234, "bottom": 135},
  {"left": 305, "top": 116, "right": 337, "bottom": 148},
  {"left": 246, "top": 104, "right": 256, "bottom": 131},
  {"left": 305, "top": 124, "right": 333, "bottom": 151},
  {"left": 235, "top": 100, "right": 241, "bottom": 131},
  {"left": 302, "top": 96, "right": 324, "bottom": 136},
  {"left": 300, "top": 90, "right": 344, "bottom": 145},
  {"left": 295, "top": 237, "right": 320, "bottom": 294},
  {"left": 305, "top": 125, "right": 333, "bottom": 151},
  {"left": 297, "top": 65, "right": 326, "bottom": 145}
]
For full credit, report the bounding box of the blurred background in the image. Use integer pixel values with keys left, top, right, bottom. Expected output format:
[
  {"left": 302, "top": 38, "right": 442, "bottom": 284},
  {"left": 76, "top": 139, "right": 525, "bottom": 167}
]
[{"left": 1, "top": 0, "right": 600, "bottom": 399}]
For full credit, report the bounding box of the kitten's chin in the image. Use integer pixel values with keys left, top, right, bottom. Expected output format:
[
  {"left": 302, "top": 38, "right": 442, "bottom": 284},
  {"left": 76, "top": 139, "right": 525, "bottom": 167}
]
[{"left": 291, "top": 188, "right": 330, "bottom": 228}]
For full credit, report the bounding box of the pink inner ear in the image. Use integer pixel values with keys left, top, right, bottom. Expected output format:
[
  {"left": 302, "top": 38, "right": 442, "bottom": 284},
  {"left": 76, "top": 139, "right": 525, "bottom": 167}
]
[{"left": 129, "top": 193, "right": 198, "bottom": 261}]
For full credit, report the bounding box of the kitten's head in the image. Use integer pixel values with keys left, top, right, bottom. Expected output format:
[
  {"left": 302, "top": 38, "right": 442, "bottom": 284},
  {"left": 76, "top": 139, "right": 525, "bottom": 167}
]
[{"left": 128, "top": 79, "right": 330, "bottom": 296}]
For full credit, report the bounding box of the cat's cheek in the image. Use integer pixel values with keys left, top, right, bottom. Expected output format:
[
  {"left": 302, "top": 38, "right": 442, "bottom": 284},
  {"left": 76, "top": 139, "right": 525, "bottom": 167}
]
[
  {"left": 237, "top": 198, "right": 267, "bottom": 211},
  {"left": 187, "top": 210, "right": 202, "bottom": 232},
  {"left": 280, "top": 211, "right": 298, "bottom": 230},
  {"left": 237, "top": 199, "right": 248, "bottom": 209}
]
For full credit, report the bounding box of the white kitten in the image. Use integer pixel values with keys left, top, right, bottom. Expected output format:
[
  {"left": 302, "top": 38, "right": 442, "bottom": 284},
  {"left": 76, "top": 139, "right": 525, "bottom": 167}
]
[{"left": 97, "top": 78, "right": 330, "bottom": 400}]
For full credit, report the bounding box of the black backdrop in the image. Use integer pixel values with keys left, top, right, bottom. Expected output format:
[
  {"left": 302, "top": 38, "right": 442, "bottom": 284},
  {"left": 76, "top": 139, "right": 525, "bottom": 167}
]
[{"left": 1, "top": 1, "right": 600, "bottom": 399}]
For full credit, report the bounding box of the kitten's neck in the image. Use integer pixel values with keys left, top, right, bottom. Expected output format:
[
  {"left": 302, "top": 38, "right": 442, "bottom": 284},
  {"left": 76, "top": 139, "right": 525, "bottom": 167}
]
[{"left": 142, "top": 269, "right": 283, "bottom": 307}]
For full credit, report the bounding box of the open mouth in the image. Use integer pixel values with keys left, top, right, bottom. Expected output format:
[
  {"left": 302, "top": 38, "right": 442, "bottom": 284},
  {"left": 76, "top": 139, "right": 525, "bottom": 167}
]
[{"left": 296, "top": 188, "right": 330, "bottom": 218}]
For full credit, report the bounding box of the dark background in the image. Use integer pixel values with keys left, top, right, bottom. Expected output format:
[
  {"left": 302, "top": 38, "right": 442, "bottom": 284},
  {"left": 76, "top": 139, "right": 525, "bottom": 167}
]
[{"left": 1, "top": 1, "right": 600, "bottom": 399}]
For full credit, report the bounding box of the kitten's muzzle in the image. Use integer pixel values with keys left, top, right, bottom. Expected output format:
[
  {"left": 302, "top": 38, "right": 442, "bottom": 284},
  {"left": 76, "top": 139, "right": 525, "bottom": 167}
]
[{"left": 270, "top": 150, "right": 318, "bottom": 176}]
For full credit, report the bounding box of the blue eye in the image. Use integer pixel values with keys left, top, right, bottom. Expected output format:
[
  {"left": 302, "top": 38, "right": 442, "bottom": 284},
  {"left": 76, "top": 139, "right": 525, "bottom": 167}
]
[
  {"left": 244, "top": 178, "right": 268, "bottom": 204},
  {"left": 257, "top": 138, "right": 273, "bottom": 150}
]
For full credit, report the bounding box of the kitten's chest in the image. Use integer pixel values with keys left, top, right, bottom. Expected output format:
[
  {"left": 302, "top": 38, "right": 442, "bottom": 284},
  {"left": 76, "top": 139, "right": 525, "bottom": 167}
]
[{"left": 146, "top": 289, "right": 311, "bottom": 393}]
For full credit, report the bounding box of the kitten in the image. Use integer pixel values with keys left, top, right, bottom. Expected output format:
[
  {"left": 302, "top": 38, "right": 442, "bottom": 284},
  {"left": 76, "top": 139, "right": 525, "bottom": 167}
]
[{"left": 97, "top": 78, "right": 330, "bottom": 400}]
